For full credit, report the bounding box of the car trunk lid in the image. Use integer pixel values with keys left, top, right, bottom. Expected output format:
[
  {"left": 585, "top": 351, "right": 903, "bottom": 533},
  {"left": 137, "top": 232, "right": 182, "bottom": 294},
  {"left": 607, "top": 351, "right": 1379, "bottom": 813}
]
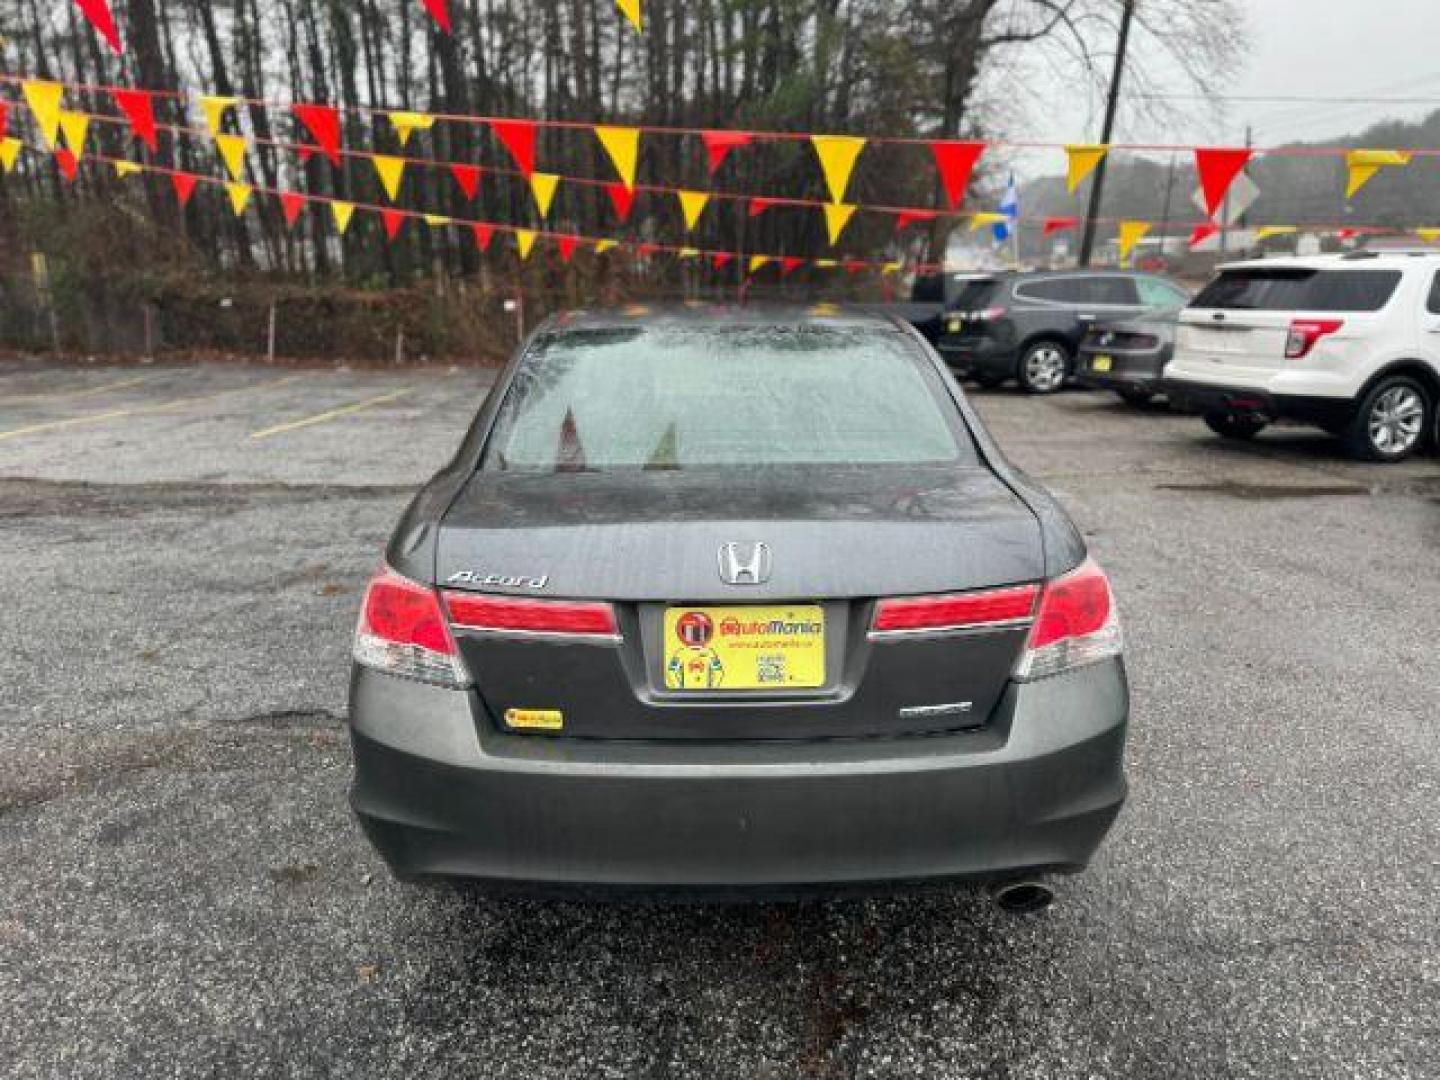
[{"left": 437, "top": 465, "right": 1043, "bottom": 740}]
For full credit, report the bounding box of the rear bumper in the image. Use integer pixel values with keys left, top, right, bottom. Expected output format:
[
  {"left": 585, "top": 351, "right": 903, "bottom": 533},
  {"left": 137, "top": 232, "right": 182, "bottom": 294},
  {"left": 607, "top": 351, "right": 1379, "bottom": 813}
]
[
  {"left": 1074, "top": 348, "right": 1167, "bottom": 392},
  {"left": 1161, "top": 377, "right": 1354, "bottom": 426},
  {"left": 347, "top": 661, "right": 1129, "bottom": 893}
]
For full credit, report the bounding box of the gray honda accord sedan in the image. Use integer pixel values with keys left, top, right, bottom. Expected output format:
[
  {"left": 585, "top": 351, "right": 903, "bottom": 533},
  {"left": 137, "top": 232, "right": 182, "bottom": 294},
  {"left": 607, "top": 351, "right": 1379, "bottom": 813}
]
[{"left": 348, "top": 307, "right": 1128, "bottom": 910}]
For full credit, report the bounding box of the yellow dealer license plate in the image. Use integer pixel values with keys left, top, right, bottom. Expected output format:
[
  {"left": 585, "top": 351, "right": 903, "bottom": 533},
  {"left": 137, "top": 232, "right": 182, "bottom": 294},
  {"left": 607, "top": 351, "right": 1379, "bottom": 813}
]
[
  {"left": 663, "top": 605, "right": 825, "bottom": 691},
  {"left": 1092, "top": 354, "right": 1113, "bottom": 373}
]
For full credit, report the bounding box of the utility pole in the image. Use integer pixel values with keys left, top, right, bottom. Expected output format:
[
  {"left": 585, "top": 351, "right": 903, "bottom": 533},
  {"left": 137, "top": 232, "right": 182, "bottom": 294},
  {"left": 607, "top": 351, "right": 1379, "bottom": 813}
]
[{"left": 1078, "top": 0, "right": 1137, "bottom": 267}]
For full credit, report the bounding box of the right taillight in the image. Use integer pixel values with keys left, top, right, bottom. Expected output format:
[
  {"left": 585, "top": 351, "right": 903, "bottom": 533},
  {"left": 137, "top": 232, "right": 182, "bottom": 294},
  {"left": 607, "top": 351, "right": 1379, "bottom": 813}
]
[
  {"left": 1284, "top": 318, "right": 1343, "bottom": 359},
  {"left": 353, "top": 566, "right": 472, "bottom": 687},
  {"left": 1012, "top": 558, "right": 1123, "bottom": 682}
]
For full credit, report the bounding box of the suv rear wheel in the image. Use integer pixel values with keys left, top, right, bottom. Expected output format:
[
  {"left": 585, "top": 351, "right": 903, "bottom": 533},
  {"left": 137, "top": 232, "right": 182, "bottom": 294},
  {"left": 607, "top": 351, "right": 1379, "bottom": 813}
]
[
  {"left": 1341, "top": 375, "right": 1431, "bottom": 462},
  {"left": 1204, "top": 412, "right": 1268, "bottom": 440},
  {"left": 1018, "top": 341, "right": 1070, "bottom": 394}
]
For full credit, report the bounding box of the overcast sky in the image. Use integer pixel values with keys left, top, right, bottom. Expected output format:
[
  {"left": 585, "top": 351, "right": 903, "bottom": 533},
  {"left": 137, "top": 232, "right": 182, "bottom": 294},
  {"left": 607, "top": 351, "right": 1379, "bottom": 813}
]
[{"left": 1002, "top": 0, "right": 1440, "bottom": 176}]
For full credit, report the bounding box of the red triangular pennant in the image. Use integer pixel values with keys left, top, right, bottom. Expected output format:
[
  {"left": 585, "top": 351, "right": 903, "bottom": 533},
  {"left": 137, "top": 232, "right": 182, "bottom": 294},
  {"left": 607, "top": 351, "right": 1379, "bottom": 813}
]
[
  {"left": 1188, "top": 222, "right": 1220, "bottom": 248},
  {"left": 637, "top": 242, "right": 659, "bottom": 257},
  {"left": 780, "top": 256, "right": 805, "bottom": 276},
  {"left": 449, "top": 163, "right": 481, "bottom": 200},
  {"left": 280, "top": 191, "right": 307, "bottom": 228},
  {"left": 73, "top": 0, "right": 122, "bottom": 54},
  {"left": 491, "top": 119, "right": 537, "bottom": 177},
  {"left": 381, "top": 208, "right": 405, "bottom": 240},
  {"left": 930, "top": 141, "right": 985, "bottom": 210},
  {"left": 1194, "top": 147, "right": 1253, "bottom": 218},
  {"left": 1337, "top": 228, "right": 1359, "bottom": 241},
  {"left": 111, "top": 89, "right": 158, "bottom": 151},
  {"left": 292, "top": 103, "right": 342, "bottom": 166},
  {"left": 894, "top": 209, "right": 939, "bottom": 232},
  {"left": 605, "top": 182, "right": 636, "bottom": 223},
  {"left": 700, "top": 130, "right": 752, "bottom": 175},
  {"left": 748, "top": 197, "right": 778, "bottom": 218},
  {"left": 170, "top": 172, "right": 199, "bottom": 207},
  {"left": 557, "top": 235, "right": 579, "bottom": 263},
  {"left": 711, "top": 252, "right": 734, "bottom": 271},
  {"left": 420, "top": 0, "right": 451, "bottom": 33},
  {"left": 471, "top": 222, "right": 495, "bottom": 251},
  {"left": 1043, "top": 216, "right": 1080, "bottom": 236},
  {"left": 0, "top": 102, "right": 8, "bottom": 141},
  {"left": 54, "top": 148, "right": 79, "bottom": 181},
  {"left": 843, "top": 260, "right": 867, "bottom": 275}
]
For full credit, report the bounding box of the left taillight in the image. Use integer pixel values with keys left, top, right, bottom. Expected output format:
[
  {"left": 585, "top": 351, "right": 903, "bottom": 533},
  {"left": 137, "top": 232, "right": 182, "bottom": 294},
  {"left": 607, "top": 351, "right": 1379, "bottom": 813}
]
[{"left": 353, "top": 566, "right": 472, "bottom": 687}]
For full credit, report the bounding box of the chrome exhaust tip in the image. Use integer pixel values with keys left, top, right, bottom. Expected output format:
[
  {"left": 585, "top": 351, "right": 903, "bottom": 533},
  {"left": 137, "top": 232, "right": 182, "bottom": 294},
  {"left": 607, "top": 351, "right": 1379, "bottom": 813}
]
[{"left": 989, "top": 879, "right": 1055, "bottom": 915}]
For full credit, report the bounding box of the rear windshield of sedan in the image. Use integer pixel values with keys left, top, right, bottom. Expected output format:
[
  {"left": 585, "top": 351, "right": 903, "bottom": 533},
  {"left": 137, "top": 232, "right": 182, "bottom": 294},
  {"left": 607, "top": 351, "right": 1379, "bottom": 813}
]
[
  {"left": 481, "top": 326, "right": 972, "bottom": 471},
  {"left": 1191, "top": 268, "right": 1401, "bottom": 312}
]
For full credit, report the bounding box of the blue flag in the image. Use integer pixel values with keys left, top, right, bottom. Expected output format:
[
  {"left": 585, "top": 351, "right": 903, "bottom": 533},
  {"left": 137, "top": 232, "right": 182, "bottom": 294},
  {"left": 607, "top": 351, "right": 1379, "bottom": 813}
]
[{"left": 993, "top": 172, "right": 1019, "bottom": 243}]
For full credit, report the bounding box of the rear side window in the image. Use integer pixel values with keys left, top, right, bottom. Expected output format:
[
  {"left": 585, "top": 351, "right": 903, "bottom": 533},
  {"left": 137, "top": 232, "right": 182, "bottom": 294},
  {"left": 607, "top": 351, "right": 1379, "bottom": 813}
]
[
  {"left": 1138, "top": 277, "right": 1188, "bottom": 308},
  {"left": 1192, "top": 268, "right": 1402, "bottom": 312},
  {"left": 1087, "top": 277, "right": 1140, "bottom": 304},
  {"left": 1428, "top": 272, "right": 1440, "bottom": 314},
  {"left": 483, "top": 327, "right": 973, "bottom": 471},
  {"left": 1015, "top": 278, "right": 1086, "bottom": 303}
]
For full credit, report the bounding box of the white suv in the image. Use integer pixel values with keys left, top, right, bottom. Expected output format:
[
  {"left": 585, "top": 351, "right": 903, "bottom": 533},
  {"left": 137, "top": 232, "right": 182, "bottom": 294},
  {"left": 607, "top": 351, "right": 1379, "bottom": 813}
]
[{"left": 1163, "top": 252, "right": 1440, "bottom": 462}]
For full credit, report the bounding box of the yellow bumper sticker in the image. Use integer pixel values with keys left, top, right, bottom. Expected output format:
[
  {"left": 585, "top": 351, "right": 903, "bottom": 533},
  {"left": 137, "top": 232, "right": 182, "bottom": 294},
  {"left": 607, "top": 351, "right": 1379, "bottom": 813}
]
[{"left": 504, "top": 708, "right": 564, "bottom": 731}]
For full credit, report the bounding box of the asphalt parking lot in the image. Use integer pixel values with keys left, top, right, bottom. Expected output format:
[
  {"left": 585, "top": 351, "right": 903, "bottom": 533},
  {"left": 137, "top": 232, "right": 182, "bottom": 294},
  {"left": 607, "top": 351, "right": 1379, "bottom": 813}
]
[{"left": 1, "top": 358, "right": 1436, "bottom": 1079}]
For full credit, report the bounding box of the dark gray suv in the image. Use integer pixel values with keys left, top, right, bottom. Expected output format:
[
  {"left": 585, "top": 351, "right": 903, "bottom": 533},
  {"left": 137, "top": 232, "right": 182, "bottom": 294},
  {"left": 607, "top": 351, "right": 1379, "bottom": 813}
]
[
  {"left": 347, "top": 307, "right": 1129, "bottom": 909},
  {"left": 936, "top": 270, "right": 1190, "bottom": 393}
]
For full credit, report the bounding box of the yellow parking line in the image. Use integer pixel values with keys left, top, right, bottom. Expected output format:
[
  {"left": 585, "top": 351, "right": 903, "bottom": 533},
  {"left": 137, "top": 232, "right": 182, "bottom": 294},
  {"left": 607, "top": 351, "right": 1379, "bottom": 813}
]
[
  {"left": 0, "top": 373, "right": 159, "bottom": 404},
  {"left": 0, "top": 374, "right": 305, "bottom": 443},
  {"left": 249, "top": 387, "right": 414, "bottom": 440}
]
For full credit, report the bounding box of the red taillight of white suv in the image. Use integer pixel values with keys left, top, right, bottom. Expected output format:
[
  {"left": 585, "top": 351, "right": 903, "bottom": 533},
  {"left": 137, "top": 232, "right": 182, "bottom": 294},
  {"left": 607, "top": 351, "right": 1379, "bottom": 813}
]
[
  {"left": 353, "top": 566, "right": 472, "bottom": 687},
  {"left": 1012, "top": 558, "right": 1123, "bottom": 681},
  {"left": 1284, "top": 318, "right": 1344, "bottom": 359}
]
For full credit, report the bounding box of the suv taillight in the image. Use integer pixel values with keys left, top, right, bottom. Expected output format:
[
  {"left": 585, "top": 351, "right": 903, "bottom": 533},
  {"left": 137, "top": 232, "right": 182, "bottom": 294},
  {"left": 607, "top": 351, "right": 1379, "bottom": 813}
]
[
  {"left": 353, "top": 566, "right": 471, "bottom": 687},
  {"left": 1012, "top": 558, "right": 1123, "bottom": 681},
  {"left": 1284, "top": 318, "right": 1343, "bottom": 359}
]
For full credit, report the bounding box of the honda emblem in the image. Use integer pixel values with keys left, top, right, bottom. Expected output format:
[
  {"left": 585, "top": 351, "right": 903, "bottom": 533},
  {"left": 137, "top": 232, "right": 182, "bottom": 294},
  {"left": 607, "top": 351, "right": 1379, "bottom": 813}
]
[{"left": 717, "top": 541, "right": 772, "bottom": 585}]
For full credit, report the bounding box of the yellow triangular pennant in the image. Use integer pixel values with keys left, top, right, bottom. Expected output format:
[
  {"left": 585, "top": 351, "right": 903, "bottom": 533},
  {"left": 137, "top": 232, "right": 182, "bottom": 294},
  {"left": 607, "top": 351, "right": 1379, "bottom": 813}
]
[
  {"left": 22, "top": 80, "right": 64, "bottom": 149},
  {"left": 423, "top": 214, "right": 450, "bottom": 227},
  {"left": 112, "top": 159, "right": 143, "bottom": 178},
  {"left": 616, "top": 0, "right": 642, "bottom": 31},
  {"left": 0, "top": 137, "right": 22, "bottom": 173},
  {"left": 595, "top": 239, "right": 618, "bottom": 254},
  {"left": 1255, "top": 226, "right": 1297, "bottom": 241},
  {"left": 1415, "top": 228, "right": 1440, "bottom": 243},
  {"left": 823, "top": 203, "right": 857, "bottom": 245},
  {"left": 1345, "top": 149, "right": 1412, "bottom": 198},
  {"left": 814, "top": 258, "right": 838, "bottom": 269},
  {"left": 679, "top": 247, "right": 699, "bottom": 258},
  {"left": 969, "top": 212, "right": 1007, "bottom": 231},
  {"left": 200, "top": 95, "right": 237, "bottom": 137},
  {"left": 748, "top": 255, "right": 772, "bottom": 274},
  {"left": 373, "top": 155, "right": 406, "bottom": 202},
  {"left": 811, "top": 135, "right": 866, "bottom": 204},
  {"left": 595, "top": 125, "right": 640, "bottom": 189},
  {"left": 1065, "top": 144, "right": 1108, "bottom": 194},
  {"left": 882, "top": 261, "right": 902, "bottom": 274},
  {"left": 1117, "top": 220, "right": 1151, "bottom": 264},
  {"left": 529, "top": 172, "right": 560, "bottom": 217},
  {"left": 215, "top": 133, "right": 248, "bottom": 182},
  {"left": 388, "top": 111, "right": 434, "bottom": 147},
  {"left": 678, "top": 190, "right": 710, "bottom": 231},
  {"left": 515, "top": 229, "right": 537, "bottom": 260},
  {"left": 225, "top": 182, "right": 252, "bottom": 216},
  {"left": 330, "top": 201, "right": 356, "bottom": 235},
  {"left": 59, "top": 111, "right": 90, "bottom": 158}
]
